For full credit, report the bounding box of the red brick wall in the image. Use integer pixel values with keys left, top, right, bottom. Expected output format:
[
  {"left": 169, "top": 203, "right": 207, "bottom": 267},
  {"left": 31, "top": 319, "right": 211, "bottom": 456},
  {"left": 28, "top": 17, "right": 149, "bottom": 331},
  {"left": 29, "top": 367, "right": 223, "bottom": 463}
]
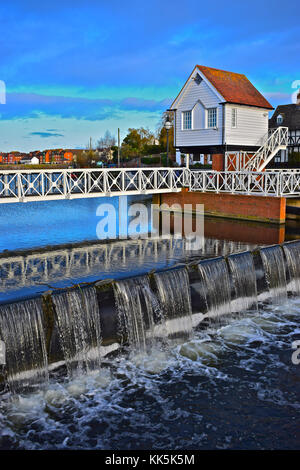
[
  {"left": 212, "top": 154, "right": 224, "bottom": 171},
  {"left": 160, "top": 190, "right": 286, "bottom": 224}
]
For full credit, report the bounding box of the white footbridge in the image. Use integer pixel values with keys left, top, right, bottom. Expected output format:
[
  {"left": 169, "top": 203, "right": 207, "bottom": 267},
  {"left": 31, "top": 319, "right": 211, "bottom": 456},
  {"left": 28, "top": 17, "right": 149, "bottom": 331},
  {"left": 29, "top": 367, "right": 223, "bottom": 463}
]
[
  {"left": 0, "top": 168, "right": 188, "bottom": 203},
  {"left": 0, "top": 154, "right": 299, "bottom": 205}
]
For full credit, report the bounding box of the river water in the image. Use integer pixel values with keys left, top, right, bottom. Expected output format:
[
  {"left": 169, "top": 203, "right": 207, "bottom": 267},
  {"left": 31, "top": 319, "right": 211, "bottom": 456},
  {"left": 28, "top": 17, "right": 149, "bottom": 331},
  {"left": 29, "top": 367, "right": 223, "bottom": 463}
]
[
  {"left": 0, "top": 195, "right": 299, "bottom": 450},
  {"left": 0, "top": 196, "right": 255, "bottom": 303}
]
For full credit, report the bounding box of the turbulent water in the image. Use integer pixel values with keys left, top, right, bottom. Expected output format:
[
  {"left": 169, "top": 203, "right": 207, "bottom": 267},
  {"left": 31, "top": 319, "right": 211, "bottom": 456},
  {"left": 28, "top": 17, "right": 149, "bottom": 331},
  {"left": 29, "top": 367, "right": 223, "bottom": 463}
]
[
  {"left": 0, "top": 299, "right": 48, "bottom": 393},
  {"left": 0, "top": 244, "right": 300, "bottom": 450},
  {"left": 283, "top": 241, "right": 300, "bottom": 295},
  {"left": 0, "top": 297, "right": 299, "bottom": 450}
]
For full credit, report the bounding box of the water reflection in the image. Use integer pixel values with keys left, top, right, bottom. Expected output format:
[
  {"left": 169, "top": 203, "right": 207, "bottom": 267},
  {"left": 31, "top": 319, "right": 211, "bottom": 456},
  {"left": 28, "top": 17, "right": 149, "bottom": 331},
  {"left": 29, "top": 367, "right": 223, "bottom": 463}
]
[{"left": 0, "top": 237, "right": 254, "bottom": 302}]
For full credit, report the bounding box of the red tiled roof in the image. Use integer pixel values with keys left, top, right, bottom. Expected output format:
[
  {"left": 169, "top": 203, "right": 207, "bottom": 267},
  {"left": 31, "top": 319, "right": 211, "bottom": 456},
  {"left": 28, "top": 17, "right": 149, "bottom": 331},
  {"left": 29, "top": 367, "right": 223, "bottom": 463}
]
[{"left": 197, "top": 65, "right": 273, "bottom": 109}]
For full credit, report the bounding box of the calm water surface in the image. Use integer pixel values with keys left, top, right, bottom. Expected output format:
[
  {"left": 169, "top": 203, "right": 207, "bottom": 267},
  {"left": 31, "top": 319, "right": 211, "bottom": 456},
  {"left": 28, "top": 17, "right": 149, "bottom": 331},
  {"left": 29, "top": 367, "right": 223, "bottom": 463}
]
[{"left": 0, "top": 196, "right": 257, "bottom": 303}]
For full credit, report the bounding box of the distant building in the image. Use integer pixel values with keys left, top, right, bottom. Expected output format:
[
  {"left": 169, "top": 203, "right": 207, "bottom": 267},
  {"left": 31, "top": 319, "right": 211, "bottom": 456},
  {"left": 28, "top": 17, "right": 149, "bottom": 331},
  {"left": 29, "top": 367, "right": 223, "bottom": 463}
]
[
  {"left": 169, "top": 65, "right": 273, "bottom": 169},
  {"left": 269, "top": 90, "right": 300, "bottom": 162},
  {"left": 97, "top": 147, "right": 114, "bottom": 161},
  {"left": 30, "top": 156, "right": 40, "bottom": 165},
  {"left": 0, "top": 153, "right": 25, "bottom": 164}
]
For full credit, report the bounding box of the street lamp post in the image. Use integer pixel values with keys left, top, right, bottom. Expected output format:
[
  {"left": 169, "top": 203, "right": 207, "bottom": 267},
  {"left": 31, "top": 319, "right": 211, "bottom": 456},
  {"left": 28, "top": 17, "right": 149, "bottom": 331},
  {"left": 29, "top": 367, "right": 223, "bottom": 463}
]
[{"left": 164, "top": 116, "right": 171, "bottom": 167}]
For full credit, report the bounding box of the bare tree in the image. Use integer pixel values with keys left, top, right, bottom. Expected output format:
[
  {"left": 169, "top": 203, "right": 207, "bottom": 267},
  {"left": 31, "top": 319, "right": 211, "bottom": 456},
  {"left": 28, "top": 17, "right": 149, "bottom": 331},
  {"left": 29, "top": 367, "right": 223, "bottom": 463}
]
[{"left": 97, "top": 130, "right": 116, "bottom": 149}]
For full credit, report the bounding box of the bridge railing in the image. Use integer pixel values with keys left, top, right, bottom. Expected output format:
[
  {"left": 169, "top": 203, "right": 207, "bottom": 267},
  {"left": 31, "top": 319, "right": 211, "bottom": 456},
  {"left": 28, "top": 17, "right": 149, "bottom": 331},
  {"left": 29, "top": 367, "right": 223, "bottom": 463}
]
[
  {"left": 0, "top": 168, "right": 189, "bottom": 202},
  {"left": 0, "top": 167, "right": 299, "bottom": 202},
  {"left": 189, "top": 170, "right": 300, "bottom": 197}
]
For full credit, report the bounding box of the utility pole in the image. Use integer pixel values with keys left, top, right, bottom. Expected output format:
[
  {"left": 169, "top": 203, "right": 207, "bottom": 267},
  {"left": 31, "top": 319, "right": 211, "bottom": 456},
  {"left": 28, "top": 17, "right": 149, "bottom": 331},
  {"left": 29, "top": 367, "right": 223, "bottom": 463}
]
[{"left": 118, "top": 128, "right": 120, "bottom": 168}]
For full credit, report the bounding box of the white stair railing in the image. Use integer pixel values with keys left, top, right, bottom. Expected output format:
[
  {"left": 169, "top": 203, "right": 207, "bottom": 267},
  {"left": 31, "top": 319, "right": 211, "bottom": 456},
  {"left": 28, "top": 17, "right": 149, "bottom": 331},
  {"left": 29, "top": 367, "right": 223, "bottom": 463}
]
[
  {"left": 225, "top": 127, "right": 288, "bottom": 172},
  {"left": 242, "top": 127, "right": 288, "bottom": 172}
]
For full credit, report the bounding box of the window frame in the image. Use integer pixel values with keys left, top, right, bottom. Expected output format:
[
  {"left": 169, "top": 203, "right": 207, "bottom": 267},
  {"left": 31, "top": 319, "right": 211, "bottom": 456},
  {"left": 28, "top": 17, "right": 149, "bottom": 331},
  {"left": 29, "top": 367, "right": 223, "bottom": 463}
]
[
  {"left": 231, "top": 108, "right": 237, "bottom": 128},
  {"left": 182, "top": 110, "right": 192, "bottom": 130},
  {"left": 207, "top": 107, "right": 217, "bottom": 129},
  {"left": 277, "top": 114, "right": 283, "bottom": 125}
]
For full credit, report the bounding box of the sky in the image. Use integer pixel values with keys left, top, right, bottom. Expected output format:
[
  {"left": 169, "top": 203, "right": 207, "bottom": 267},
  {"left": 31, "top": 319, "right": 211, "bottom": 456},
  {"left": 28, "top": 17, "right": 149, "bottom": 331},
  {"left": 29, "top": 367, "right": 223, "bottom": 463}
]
[{"left": 0, "top": 0, "right": 299, "bottom": 152}]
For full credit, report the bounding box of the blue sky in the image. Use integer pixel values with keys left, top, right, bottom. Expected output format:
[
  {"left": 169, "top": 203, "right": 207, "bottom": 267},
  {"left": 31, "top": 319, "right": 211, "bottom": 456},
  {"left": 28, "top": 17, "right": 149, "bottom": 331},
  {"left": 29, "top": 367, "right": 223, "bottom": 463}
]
[{"left": 0, "top": 0, "right": 299, "bottom": 152}]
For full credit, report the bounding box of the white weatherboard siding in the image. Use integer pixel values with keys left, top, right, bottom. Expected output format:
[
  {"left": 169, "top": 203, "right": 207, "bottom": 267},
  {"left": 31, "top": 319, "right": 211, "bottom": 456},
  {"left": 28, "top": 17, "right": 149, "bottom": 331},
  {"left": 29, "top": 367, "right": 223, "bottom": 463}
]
[
  {"left": 174, "top": 73, "right": 223, "bottom": 148},
  {"left": 224, "top": 104, "right": 269, "bottom": 147}
]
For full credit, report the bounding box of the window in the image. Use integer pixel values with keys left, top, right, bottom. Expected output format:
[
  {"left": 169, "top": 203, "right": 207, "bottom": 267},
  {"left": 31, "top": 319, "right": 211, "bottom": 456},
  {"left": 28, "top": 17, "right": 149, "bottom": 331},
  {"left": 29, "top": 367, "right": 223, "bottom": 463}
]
[
  {"left": 231, "top": 108, "right": 237, "bottom": 128},
  {"left": 277, "top": 114, "right": 283, "bottom": 124},
  {"left": 182, "top": 111, "right": 192, "bottom": 130},
  {"left": 207, "top": 108, "right": 217, "bottom": 128},
  {"left": 193, "top": 73, "right": 203, "bottom": 85}
]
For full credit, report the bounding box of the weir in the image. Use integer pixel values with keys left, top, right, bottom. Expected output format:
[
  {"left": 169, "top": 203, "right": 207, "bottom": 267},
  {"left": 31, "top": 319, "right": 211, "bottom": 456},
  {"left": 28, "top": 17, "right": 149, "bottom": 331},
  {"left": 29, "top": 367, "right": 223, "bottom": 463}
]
[
  {"left": 0, "top": 240, "right": 300, "bottom": 393},
  {"left": 260, "top": 245, "right": 287, "bottom": 302},
  {"left": 0, "top": 299, "right": 49, "bottom": 392},
  {"left": 52, "top": 287, "right": 102, "bottom": 378},
  {"left": 197, "top": 258, "right": 231, "bottom": 319},
  {"left": 228, "top": 251, "right": 258, "bottom": 312}
]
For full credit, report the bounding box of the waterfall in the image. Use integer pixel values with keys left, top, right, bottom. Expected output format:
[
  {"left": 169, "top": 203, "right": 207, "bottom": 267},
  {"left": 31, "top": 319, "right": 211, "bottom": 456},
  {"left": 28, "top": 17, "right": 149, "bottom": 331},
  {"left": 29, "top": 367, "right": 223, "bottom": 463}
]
[
  {"left": 0, "top": 299, "right": 48, "bottom": 393},
  {"left": 153, "top": 267, "right": 193, "bottom": 338},
  {"left": 227, "top": 251, "right": 258, "bottom": 312},
  {"left": 114, "top": 275, "right": 156, "bottom": 350},
  {"left": 198, "top": 258, "right": 231, "bottom": 319},
  {"left": 260, "top": 245, "right": 287, "bottom": 302},
  {"left": 52, "top": 286, "right": 102, "bottom": 377},
  {"left": 283, "top": 242, "right": 300, "bottom": 295}
]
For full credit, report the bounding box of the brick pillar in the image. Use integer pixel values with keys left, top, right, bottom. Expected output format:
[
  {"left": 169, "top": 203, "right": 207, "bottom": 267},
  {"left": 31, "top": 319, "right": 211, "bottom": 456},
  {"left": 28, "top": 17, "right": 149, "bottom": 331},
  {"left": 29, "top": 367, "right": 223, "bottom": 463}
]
[{"left": 212, "top": 154, "right": 224, "bottom": 171}]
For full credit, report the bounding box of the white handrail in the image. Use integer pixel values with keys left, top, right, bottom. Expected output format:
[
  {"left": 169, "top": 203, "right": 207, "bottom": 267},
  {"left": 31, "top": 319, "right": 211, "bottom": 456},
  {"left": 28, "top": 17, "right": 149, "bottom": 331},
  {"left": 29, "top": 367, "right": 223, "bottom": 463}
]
[
  {"left": 0, "top": 167, "right": 299, "bottom": 202},
  {"left": 225, "top": 127, "right": 289, "bottom": 172},
  {"left": 0, "top": 168, "right": 188, "bottom": 203},
  {"left": 189, "top": 170, "right": 300, "bottom": 197}
]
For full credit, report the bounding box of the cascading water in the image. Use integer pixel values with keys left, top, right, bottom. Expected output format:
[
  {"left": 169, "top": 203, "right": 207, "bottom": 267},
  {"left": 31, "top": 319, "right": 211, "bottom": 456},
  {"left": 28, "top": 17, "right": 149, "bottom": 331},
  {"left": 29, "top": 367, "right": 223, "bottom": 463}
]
[
  {"left": 260, "top": 246, "right": 287, "bottom": 302},
  {"left": 52, "top": 286, "right": 102, "bottom": 377},
  {"left": 283, "top": 242, "right": 300, "bottom": 295},
  {"left": 227, "top": 251, "right": 258, "bottom": 312},
  {"left": 153, "top": 267, "right": 193, "bottom": 338},
  {"left": 114, "top": 275, "right": 157, "bottom": 350},
  {"left": 0, "top": 299, "right": 48, "bottom": 393},
  {"left": 198, "top": 257, "right": 231, "bottom": 319}
]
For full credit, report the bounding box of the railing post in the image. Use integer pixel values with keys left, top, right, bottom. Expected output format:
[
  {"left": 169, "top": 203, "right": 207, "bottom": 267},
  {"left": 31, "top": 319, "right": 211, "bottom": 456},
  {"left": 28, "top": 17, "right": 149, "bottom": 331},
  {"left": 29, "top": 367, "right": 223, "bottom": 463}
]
[
  {"left": 40, "top": 171, "right": 44, "bottom": 197},
  {"left": 278, "top": 172, "right": 282, "bottom": 196},
  {"left": 63, "top": 171, "right": 67, "bottom": 197},
  {"left": 169, "top": 169, "right": 173, "bottom": 190},
  {"left": 103, "top": 170, "right": 108, "bottom": 194},
  {"left": 4, "top": 174, "right": 8, "bottom": 197},
  {"left": 17, "top": 173, "right": 22, "bottom": 200},
  {"left": 83, "top": 171, "right": 87, "bottom": 194},
  {"left": 154, "top": 169, "right": 158, "bottom": 190},
  {"left": 122, "top": 169, "right": 125, "bottom": 191},
  {"left": 188, "top": 169, "right": 192, "bottom": 191}
]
